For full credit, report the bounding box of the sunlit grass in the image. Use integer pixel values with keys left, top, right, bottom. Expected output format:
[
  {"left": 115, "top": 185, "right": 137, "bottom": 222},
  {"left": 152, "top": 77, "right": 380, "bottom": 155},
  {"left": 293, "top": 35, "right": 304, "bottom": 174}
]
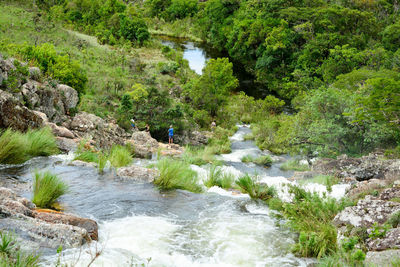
[
  {"left": 280, "top": 159, "right": 310, "bottom": 171},
  {"left": 236, "top": 174, "right": 276, "bottom": 201},
  {"left": 32, "top": 171, "right": 69, "bottom": 209},
  {"left": 108, "top": 145, "right": 132, "bottom": 168},
  {"left": 204, "top": 166, "right": 235, "bottom": 189}
]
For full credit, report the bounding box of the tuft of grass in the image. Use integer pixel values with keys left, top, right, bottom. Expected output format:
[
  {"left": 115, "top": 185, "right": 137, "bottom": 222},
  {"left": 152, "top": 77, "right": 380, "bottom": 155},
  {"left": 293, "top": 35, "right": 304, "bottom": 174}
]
[
  {"left": 97, "top": 152, "right": 108, "bottom": 174},
  {"left": 236, "top": 174, "right": 276, "bottom": 201},
  {"left": 280, "top": 159, "right": 310, "bottom": 171},
  {"left": 0, "top": 129, "right": 27, "bottom": 164},
  {"left": 73, "top": 150, "right": 98, "bottom": 163},
  {"left": 181, "top": 146, "right": 216, "bottom": 166},
  {"left": 25, "top": 127, "right": 59, "bottom": 157},
  {"left": 386, "top": 211, "right": 400, "bottom": 228},
  {"left": 241, "top": 155, "right": 255, "bottom": 163},
  {"left": 268, "top": 185, "right": 353, "bottom": 258},
  {"left": 108, "top": 145, "right": 133, "bottom": 168},
  {"left": 241, "top": 155, "right": 273, "bottom": 166},
  {"left": 0, "top": 231, "right": 40, "bottom": 267},
  {"left": 154, "top": 158, "right": 202, "bottom": 193},
  {"left": 204, "top": 166, "right": 235, "bottom": 189},
  {"left": 32, "top": 171, "right": 69, "bottom": 209},
  {"left": 0, "top": 128, "right": 58, "bottom": 164}
]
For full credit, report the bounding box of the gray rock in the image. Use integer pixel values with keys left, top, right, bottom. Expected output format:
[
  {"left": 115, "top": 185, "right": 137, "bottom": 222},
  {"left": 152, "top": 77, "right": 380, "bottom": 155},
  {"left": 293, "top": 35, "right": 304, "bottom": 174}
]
[
  {"left": 57, "top": 84, "right": 78, "bottom": 110},
  {"left": 28, "top": 67, "right": 41, "bottom": 81},
  {"left": 56, "top": 137, "right": 78, "bottom": 153},
  {"left": 117, "top": 165, "right": 159, "bottom": 183},
  {"left": 365, "top": 250, "right": 400, "bottom": 266},
  {"left": 21, "top": 81, "right": 40, "bottom": 108},
  {"left": 68, "top": 160, "right": 97, "bottom": 168},
  {"left": 127, "top": 131, "right": 159, "bottom": 158},
  {"left": 0, "top": 89, "right": 45, "bottom": 131},
  {"left": 346, "top": 179, "right": 388, "bottom": 200},
  {"left": 333, "top": 197, "right": 400, "bottom": 228},
  {"left": 47, "top": 122, "right": 75, "bottom": 139},
  {"left": 367, "top": 228, "right": 400, "bottom": 251}
]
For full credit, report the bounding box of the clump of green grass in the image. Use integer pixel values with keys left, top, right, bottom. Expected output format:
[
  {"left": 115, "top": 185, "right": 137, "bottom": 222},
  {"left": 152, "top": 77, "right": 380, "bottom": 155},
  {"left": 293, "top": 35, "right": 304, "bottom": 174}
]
[
  {"left": 236, "top": 174, "right": 276, "bottom": 201},
  {"left": 317, "top": 237, "right": 366, "bottom": 267},
  {"left": 97, "top": 152, "right": 108, "bottom": 174},
  {"left": 108, "top": 145, "right": 132, "bottom": 168},
  {"left": 154, "top": 158, "right": 202, "bottom": 193},
  {"left": 268, "top": 185, "right": 353, "bottom": 258},
  {"left": 32, "top": 171, "right": 69, "bottom": 209},
  {"left": 280, "top": 159, "right": 310, "bottom": 171},
  {"left": 0, "top": 129, "right": 27, "bottom": 164},
  {"left": 0, "top": 128, "right": 58, "bottom": 164},
  {"left": 73, "top": 150, "right": 98, "bottom": 163},
  {"left": 386, "top": 211, "right": 400, "bottom": 228},
  {"left": 181, "top": 146, "right": 216, "bottom": 166},
  {"left": 299, "top": 175, "right": 340, "bottom": 193},
  {"left": 25, "top": 127, "right": 59, "bottom": 157},
  {"left": 241, "top": 155, "right": 273, "bottom": 166},
  {"left": 204, "top": 166, "right": 235, "bottom": 189},
  {"left": 0, "top": 231, "right": 40, "bottom": 267}
]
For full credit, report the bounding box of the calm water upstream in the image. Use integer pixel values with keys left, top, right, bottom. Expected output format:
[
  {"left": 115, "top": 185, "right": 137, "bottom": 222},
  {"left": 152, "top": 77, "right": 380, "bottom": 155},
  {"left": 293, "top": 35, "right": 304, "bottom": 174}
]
[{"left": 6, "top": 126, "right": 348, "bottom": 266}]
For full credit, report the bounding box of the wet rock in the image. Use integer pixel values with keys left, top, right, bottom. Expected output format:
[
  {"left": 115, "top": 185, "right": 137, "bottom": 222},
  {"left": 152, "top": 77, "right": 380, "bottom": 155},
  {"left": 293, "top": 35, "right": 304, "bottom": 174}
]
[
  {"left": 158, "top": 143, "right": 184, "bottom": 157},
  {"left": 33, "top": 210, "right": 98, "bottom": 241},
  {"left": 333, "top": 196, "right": 400, "bottom": 228},
  {"left": 117, "top": 165, "right": 159, "bottom": 183},
  {"left": 127, "top": 131, "right": 159, "bottom": 158},
  {"left": 366, "top": 228, "right": 400, "bottom": 251},
  {"left": 0, "top": 90, "right": 44, "bottom": 131},
  {"left": 175, "top": 130, "right": 210, "bottom": 146},
  {"left": 68, "top": 160, "right": 97, "bottom": 168},
  {"left": 289, "top": 171, "right": 320, "bottom": 181},
  {"left": 365, "top": 249, "right": 400, "bottom": 266},
  {"left": 56, "top": 137, "right": 78, "bottom": 153}
]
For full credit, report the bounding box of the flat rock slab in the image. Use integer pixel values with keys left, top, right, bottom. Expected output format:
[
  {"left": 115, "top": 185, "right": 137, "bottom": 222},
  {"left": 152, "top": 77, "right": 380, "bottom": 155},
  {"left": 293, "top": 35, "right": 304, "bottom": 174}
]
[
  {"left": 117, "top": 165, "right": 159, "bottom": 183},
  {"left": 365, "top": 249, "right": 400, "bottom": 266},
  {"left": 333, "top": 197, "right": 400, "bottom": 228}
]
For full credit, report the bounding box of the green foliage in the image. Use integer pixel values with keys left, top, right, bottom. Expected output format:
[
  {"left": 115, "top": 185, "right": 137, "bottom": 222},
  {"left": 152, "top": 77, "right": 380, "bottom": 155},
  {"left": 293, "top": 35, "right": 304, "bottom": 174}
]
[
  {"left": 241, "top": 155, "right": 273, "bottom": 167},
  {"left": 154, "top": 157, "right": 202, "bottom": 193},
  {"left": 236, "top": 174, "right": 276, "bottom": 201},
  {"left": 280, "top": 159, "right": 310, "bottom": 172},
  {"left": 368, "top": 222, "right": 390, "bottom": 239},
  {"left": 386, "top": 211, "right": 400, "bottom": 228},
  {"left": 382, "top": 23, "right": 400, "bottom": 52},
  {"left": 0, "top": 128, "right": 58, "bottom": 165},
  {"left": 317, "top": 238, "right": 365, "bottom": 267},
  {"left": 185, "top": 58, "right": 238, "bottom": 117},
  {"left": 25, "top": 127, "right": 59, "bottom": 157},
  {"left": 204, "top": 166, "right": 234, "bottom": 189},
  {"left": 108, "top": 145, "right": 133, "bottom": 168},
  {"left": 269, "top": 185, "right": 352, "bottom": 258},
  {"left": 73, "top": 150, "right": 98, "bottom": 163},
  {"left": 32, "top": 171, "right": 69, "bottom": 209},
  {"left": 181, "top": 146, "right": 216, "bottom": 166},
  {"left": 145, "top": 0, "right": 198, "bottom": 21},
  {"left": 0, "top": 231, "right": 40, "bottom": 267},
  {"left": 18, "top": 43, "right": 87, "bottom": 95},
  {"left": 206, "top": 126, "right": 233, "bottom": 155}
]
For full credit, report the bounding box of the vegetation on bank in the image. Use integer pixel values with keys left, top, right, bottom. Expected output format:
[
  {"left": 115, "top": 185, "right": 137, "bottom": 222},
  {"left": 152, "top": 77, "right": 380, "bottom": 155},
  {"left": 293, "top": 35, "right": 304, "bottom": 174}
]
[
  {"left": 0, "top": 128, "right": 58, "bottom": 165},
  {"left": 280, "top": 159, "right": 310, "bottom": 172},
  {"left": 241, "top": 155, "right": 273, "bottom": 167},
  {"left": 204, "top": 166, "right": 235, "bottom": 189},
  {"left": 32, "top": 171, "right": 69, "bottom": 209},
  {"left": 0, "top": 231, "right": 40, "bottom": 267}
]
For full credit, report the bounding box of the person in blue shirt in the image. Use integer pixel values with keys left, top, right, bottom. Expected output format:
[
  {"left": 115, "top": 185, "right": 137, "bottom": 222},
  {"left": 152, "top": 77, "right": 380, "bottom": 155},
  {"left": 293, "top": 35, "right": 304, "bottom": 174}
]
[{"left": 168, "top": 125, "right": 174, "bottom": 144}]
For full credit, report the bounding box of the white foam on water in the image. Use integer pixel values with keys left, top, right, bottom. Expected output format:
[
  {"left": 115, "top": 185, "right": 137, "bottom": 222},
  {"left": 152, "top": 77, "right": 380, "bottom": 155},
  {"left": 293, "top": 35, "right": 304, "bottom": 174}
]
[
  {"left": 50, "top": 151, "right": 75, "bottom": 163},
  {"left": 207, "top": 186, "right": 249, "bottom": 198}
]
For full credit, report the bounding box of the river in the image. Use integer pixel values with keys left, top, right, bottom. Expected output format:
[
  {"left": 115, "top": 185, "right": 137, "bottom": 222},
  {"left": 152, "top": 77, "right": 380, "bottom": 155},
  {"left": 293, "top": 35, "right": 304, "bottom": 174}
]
[
  {"left": 5, "top": 126, "right": 349, "bottom": 266},
  {"left": 156, "top": 36, "right": 269, "bottom": 99}
]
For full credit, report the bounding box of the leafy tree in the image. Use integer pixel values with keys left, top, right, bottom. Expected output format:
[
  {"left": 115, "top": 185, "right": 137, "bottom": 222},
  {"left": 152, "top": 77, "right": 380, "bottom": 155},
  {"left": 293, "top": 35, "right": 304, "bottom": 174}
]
[
  {"left": 382, "top": 23, "right": 400, "bottom": 52},
  {"left": 166, "top": 0, "right": 198, "bottom": 20},
  {"left": 187, "top": 58, "right": 238, "bottom": 116}
]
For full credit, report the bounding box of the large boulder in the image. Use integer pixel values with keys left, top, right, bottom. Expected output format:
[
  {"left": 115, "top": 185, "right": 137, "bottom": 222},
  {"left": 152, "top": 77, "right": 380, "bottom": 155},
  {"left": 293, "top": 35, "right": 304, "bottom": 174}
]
[
  {"left": 366, "top": 228, "right": 400, "bottom": 251},
  {"left": 56, "top": 137, "right": 78, "bottom": 153},
  {"left": 127, "top": 131, "right": 159, "bottom": 158},
  {"left": 365, "top": 250, "right": 400, "bottom": 266},
  {"left": 346, "top": 179, "right": 388, "bottom": 200},
  {"left": 69, "top": 112, "right": 128, "bottom": 149},
  {"left": 57, "top": 84, "right": 79, "bottom": 110},
  {"left": 47, "top": 122, "right": 75, "bottom": 139},
  {"left": 117, "top": 165, "right": 159, "bottom": 183},
  {"left": 0, "top": 90, "right": 45, "bottom": 131},
  {"left": 21, "top": 81, "right": 40, "bottom": 108},
  {"left": 333, "top": 196, "right": 400, "bottom": 228},
  {"left": 33, "top": 210, "right": 98, "bottom": 241}
]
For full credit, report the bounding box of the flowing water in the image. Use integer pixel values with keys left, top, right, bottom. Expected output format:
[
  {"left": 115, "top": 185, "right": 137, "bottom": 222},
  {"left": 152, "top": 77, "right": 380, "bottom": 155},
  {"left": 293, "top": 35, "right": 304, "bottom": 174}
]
[{"left": 5, "top": 126, "right": 349, "bottom": 266}]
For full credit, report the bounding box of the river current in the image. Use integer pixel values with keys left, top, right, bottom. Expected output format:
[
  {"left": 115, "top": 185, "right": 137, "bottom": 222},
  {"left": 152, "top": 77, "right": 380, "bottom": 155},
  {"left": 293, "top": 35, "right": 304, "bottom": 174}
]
[{"left": 3, "top": 126, "right": 349, "bottom": 266}]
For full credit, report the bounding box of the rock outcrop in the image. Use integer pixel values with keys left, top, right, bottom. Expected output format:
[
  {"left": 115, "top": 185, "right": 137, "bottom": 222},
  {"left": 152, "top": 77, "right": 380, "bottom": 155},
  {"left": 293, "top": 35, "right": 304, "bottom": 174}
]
[
  {"left": 0, "top": 187, "right": 97, "bottom": 250},
  {"left": 126, "top": 131, "right": 159, "bottom": 158},
  {"left": 366, "top": 228, "right": 400, "bottom": 251},
  {"left": 117, "top": 165, "right": 159, "bottom": 183},
  {"left": 365, "top": 250, "right": 400, "bottom": 266}
]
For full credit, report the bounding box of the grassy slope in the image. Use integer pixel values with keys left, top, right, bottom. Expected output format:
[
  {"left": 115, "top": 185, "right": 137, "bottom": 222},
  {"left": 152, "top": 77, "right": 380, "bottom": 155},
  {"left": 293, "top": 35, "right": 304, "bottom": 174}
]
[{"left": 0, "top": 3, "right": 195, "bottom": 119}]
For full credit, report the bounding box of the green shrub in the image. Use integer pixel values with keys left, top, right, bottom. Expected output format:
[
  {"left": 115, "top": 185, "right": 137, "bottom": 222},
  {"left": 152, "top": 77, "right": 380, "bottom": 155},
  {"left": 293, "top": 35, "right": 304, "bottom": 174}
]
[
  {"left": 242, "top": 155, "right": 273, "bottom": 166},
  {"left": 236, "top": 174, "right": 276, "bottom": 201},
  {"left": 0, "top": 129, "right": 28, "bottom": 164},
  {"left": 25, "top": 127, "right": 59, "bottom": 157},
  {"left": 368, "top": 222, "right": 390, "bottom": 239},
  {"left": 280, "top": 159, "right": 310, "bottom": 171},
  {"left": 181, "top": 146, "right": 216, "bottom": 166},
  {"left": 154, "top": 158, "right": 202, "bottom": 193},
  {"left": 204, "top": 166, "right": 234, "bottom": 189},
  {"left": 32, "top": 171, "right": 69, "bottom": 209},
  {"left": 108, "top": 145, "right": 133, "bottom": 168},
  {"left": 73, "top": 150, "right": 98, "bottom": 163}
]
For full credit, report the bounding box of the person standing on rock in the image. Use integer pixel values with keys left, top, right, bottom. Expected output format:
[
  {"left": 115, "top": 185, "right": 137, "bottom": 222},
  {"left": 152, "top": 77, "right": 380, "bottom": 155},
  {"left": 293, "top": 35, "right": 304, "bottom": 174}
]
[
  {"left": 168, "top": 125, "right": 174, "bottom": 144},
  {"left": 130, "top": 119, "right": 136, "bottom": 130}
]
